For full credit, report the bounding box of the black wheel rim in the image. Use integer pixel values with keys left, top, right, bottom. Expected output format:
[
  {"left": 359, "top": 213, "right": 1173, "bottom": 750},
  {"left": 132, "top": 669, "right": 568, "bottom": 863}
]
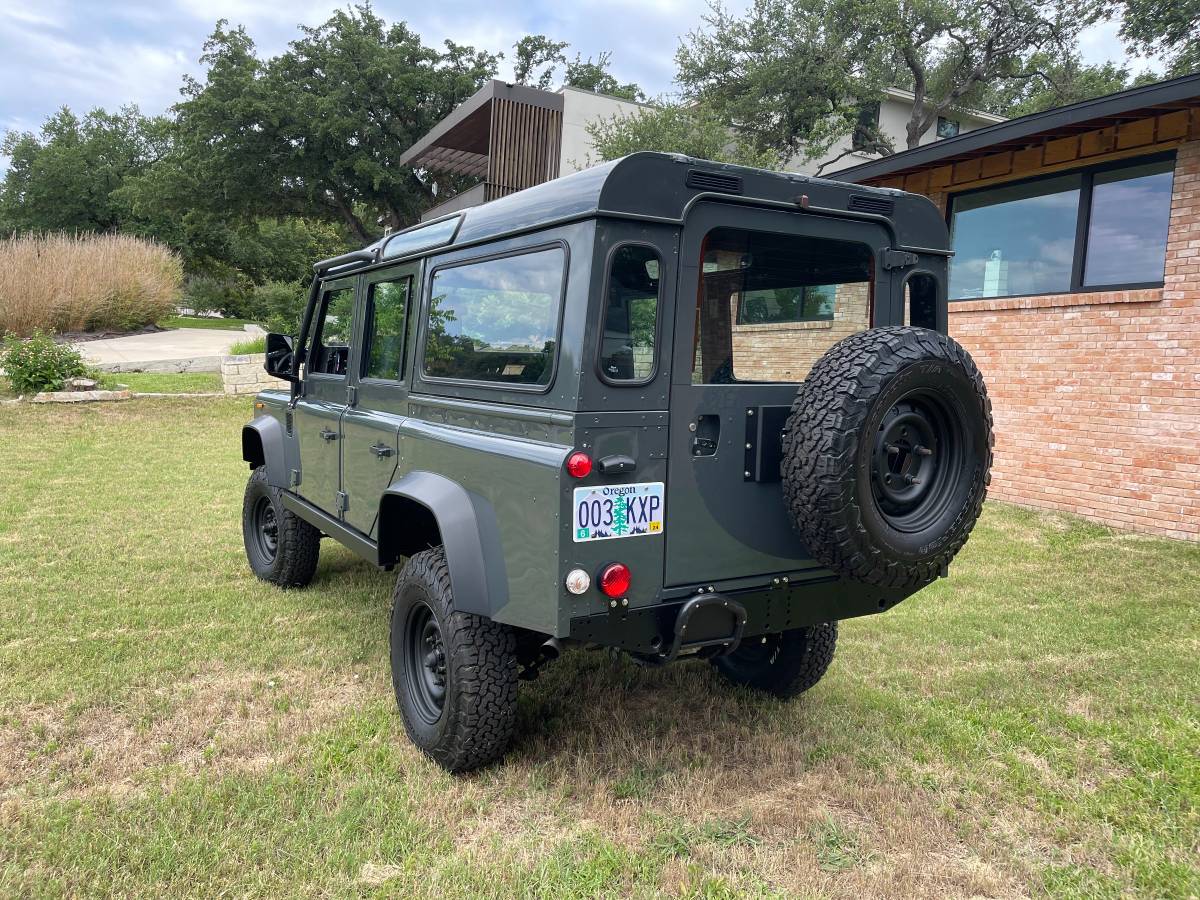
[
  {"left": 404, "top": 601, "right": 446, "bottom": 725},
  {"left": 870, "top": 390, "right": 967, "bottom": 533},
  {"left": 253, "top": 495, "right": 279, "bottom": 561}
]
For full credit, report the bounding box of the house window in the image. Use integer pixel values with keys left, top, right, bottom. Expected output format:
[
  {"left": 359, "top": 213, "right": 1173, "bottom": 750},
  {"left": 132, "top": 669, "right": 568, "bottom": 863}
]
[
  {"left": 948, "top": 154, "right": 1175, "bottom": 300},
  {"left": 936, "top": 117, "right": 960, "bottom": 139},
  {"left": 852, "top": 103, "right": 881, "bottom": 151}
]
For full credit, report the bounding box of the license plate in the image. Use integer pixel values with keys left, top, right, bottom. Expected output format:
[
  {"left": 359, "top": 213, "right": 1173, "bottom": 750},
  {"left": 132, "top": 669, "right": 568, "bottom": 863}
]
[{"left": 572, "top": 482, "right": 664, "bottom": 542}]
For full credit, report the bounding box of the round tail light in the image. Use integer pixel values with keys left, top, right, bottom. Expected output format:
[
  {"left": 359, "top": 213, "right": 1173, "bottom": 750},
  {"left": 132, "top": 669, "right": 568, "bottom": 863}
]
[
  {"left": 598, "top": 562, "right": 631, "bottom": 598},
  {"left": 566, "top": 451, "right": 593, "bottom": 479}
]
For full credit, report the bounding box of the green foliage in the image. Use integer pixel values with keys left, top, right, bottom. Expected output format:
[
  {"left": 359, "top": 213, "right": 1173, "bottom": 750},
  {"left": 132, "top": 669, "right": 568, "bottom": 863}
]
[
  {"left": 229, "top": 336, "right": 267, "bottom": 355},
  {"left": 986, "top": 52, "right": 1157, "bottom": 117},
  {"left": 253, "top": 281, "right": 307, "bottom": 336},
  {"left": 564, "top": 52, "right": 645, "bottom": 101},
  {"left": 0, "top": 330, "right": 88, "bottom": 393},
  {"left": 585, "top": 102, "right": 777, "bottom": 168},
  {"left": 673, "top": 0, "right": 1095, "bottom": 168},
  {"left": 1117, "top": 0, "right": 1199, "bottom": 76},
  {"left": 512, "top": 35, "right": 568, "bottom": 89},
  {"left": 0, "top": 107, "right": 169, "bottom": 235},
  {"left": 183, "top": 275, "right": 252, "bottom": 319}
]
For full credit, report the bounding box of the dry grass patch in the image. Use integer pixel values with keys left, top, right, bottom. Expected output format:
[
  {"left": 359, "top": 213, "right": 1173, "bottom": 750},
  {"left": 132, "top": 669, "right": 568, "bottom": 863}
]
[
  {"left": 0, "top": 664, "right": 373, "bottom": 798},
  {"left": 0, "top": 232, "right": 181, "bottom": 335}
]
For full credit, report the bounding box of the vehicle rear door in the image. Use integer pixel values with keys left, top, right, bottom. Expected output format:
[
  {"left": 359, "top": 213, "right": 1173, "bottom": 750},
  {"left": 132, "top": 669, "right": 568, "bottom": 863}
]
[
  {"left": 663, "top": 202, "right": 894, "bottom": 587},
  {"left": 294, "top": 276, "right": 358, "bottom": 514},
  {"left": 340, "top": 262, "right": 418, "bottom": 537}
]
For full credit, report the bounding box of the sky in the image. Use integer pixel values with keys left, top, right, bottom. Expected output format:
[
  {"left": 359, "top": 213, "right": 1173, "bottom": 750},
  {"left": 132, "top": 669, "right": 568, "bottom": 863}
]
[{"left": 0, "top": 0, "right": 1165, "bottom": 156}]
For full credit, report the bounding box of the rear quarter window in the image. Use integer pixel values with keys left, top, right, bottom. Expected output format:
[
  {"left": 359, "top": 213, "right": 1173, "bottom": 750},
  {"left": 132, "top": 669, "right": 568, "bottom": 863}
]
[{"left": 422, "top": 247, "right": 566, "bottom": 387}]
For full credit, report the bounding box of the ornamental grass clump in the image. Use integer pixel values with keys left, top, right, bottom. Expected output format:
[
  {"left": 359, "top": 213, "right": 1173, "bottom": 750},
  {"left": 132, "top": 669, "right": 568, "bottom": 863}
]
[{"left": 0, "top": 233, "right": 183, "bottom": 336}]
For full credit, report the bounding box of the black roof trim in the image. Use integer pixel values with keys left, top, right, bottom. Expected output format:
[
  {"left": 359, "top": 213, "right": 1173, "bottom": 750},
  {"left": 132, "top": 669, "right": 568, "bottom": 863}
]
[{"left": 836, "top": 73, "right": 1200, "bottom": 184}]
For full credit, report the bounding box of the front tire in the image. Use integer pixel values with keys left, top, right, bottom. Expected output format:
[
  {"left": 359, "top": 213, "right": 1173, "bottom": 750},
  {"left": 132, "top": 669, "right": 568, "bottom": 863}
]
[
  {"left": 712, "top": 623, "right": 838, "bottom": 698},
  {"left": 389, "top": 547, "right": 518, "bottom": 772},
  {"left": 242, "top": 467, "right": 320, "bottom": 587}
]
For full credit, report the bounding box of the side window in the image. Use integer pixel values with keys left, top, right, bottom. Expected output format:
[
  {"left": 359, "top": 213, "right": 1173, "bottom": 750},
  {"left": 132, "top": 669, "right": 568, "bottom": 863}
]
[
  {"left": 308, "top": 286, "right": 355, "bottom": 377},
  {"left": 599, "top": 245, "right": 661, "bottom": 383},
  {"left": 362, "top": 276, "right": 411, "bottom": 381},
  {"left": 694, "top": 228, "right": 872, "bottom": 384},
  {"left": 423, "top": 247, "right": 565, "bottom": 387},
  {"left": 904, "top": 273, "right": 938, "bottom": 329}
]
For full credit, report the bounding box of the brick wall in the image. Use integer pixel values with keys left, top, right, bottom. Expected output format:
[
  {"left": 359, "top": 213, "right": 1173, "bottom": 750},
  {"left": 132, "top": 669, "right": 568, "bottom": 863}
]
[{"left": 944, "top": 140, "right": 1200, "bottom": 540}]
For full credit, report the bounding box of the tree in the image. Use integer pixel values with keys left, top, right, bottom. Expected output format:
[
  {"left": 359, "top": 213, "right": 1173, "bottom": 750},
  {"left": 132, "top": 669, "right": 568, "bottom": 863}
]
[
  {"left": 986, "top": 52, "right": 1155, "bottom": 117},
  {"left": 512, "top": 35, "right": 567, "bottom": 89},
  {"left": 1116, "top": 0, "right": 1200, "bottom": 76},
  {"left": 675, "top": 0, "right": 1094, "bottom": 170},
  {"left": 564, "top": 52, "right": 646, "bottom": 101},
  {"left": 166, "top": 7, "right": 499, "bottom": 243},
  {"left": 585, "top": 102, "right": 777, "bottom": 168},
  {"left": 0, "top": 106, "right": 169, "bottom": 234}
]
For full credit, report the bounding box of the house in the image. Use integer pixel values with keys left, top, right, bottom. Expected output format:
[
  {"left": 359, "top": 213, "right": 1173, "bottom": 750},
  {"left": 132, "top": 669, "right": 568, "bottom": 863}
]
[
  {"left": 836, "top": 74, "right": 1200, "bottom": 540},
  {"left": 400, "top": 81, "right": 1001, "bottom": 220}
]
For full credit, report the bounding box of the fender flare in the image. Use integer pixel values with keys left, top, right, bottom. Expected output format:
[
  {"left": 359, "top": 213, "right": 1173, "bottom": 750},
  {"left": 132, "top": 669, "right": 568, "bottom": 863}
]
[
  {"left": 378, "top": 471, "right": 507, "bottom": 617},
  {"left": 242, "top": 417, "right": 288, "bottom": 488}
]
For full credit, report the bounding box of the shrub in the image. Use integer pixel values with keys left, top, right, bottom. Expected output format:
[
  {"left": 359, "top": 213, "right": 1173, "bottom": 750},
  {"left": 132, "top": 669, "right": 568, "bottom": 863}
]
[
  {"left": 1, "top": 330, "right": 88, "bottom": 393},
  {"left": 253, "top": 281, "right": 306, "bottom": 336},
  {"left": 0, "top": 233, "right": 182, "bottom": 336},
  {"left": 182, "top": 275, "right": 254, "bottom": 319}
]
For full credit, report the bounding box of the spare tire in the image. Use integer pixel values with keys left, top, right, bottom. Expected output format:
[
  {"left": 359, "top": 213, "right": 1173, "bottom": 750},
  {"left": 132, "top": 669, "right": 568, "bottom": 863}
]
[{"left": 782, "top": 326, "right": 993, "bottom": 589}]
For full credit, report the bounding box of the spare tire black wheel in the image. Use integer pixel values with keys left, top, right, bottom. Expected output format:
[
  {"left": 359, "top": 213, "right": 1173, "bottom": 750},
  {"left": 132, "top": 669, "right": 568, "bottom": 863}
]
[{"left": 782, "top": 327, "right": 993, "bottom": 590}]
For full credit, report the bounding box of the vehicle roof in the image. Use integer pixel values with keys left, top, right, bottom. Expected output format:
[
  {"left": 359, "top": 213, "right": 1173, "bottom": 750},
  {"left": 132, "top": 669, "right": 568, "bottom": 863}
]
[{"left": 328, "top": 152, "right": 948, "bottom": 275}]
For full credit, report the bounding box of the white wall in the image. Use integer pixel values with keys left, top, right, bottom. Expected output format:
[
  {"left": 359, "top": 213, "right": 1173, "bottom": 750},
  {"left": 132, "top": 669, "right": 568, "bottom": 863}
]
[
  {"left": 558, "top": 87, "right": 653, "bottom": 174},
  {"left": 794, "top": 90, "right": 1004, "bottom": 177}
]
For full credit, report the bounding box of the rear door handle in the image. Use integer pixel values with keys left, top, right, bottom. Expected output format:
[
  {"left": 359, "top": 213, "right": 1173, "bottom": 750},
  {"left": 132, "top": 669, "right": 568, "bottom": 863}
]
[
  {"left": 370, "top": 442, "right": 393, "bottom": 458},
  {"left": 320, "top": 427, "right": 338, "bottom": 442}
]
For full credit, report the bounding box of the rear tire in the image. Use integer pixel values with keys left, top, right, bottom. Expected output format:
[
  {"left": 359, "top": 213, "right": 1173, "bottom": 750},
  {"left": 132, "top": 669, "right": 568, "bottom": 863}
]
[
  {"left": 389, "top": 547, "right": 518, "bottom": 773},
  {"left": 242, "top": 467, "right": 320, "bottom": 588},
  {"left": 712, "top": 623, "right": 837, "bottom": 698}
]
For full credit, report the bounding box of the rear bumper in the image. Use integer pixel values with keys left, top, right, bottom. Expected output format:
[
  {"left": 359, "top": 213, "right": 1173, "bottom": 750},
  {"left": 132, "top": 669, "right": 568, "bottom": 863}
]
[{"left": 568, "top": 577, "right": 911, "bottom": 655}]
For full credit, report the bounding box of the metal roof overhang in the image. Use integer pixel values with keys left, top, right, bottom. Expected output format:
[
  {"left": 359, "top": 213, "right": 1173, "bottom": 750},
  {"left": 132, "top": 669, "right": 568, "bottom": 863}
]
[
  {"left": 835, "top": 73, "right": 1200, "bottom": 184},
  {"left": 398, "top": 80, "right": 565, "bottom": 179}
]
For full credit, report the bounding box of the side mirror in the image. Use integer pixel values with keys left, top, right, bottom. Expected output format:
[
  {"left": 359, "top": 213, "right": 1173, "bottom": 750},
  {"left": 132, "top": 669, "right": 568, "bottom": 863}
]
[{"left": 264, "top": 333, "right": 298, "bottom": 382}]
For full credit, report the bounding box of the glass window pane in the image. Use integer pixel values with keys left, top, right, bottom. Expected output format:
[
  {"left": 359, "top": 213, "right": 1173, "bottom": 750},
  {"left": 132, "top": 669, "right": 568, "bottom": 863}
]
[
  {"left": 1083, "top": 159, "right": 1174, "bottom": 287},
  {"left": 949, "top": 175, "right": 1080, "bottom": 299},
  {"left": 694, "top": 228, "right": 873, "bottom": 384},
  {"left": 600, "top": 245, "right": 661, "bottom": 382},
  {"left": 424, "top": 248, "right": 564, "bottom": 386},
  {"left": 309, "top": 286, "right": 355, "bottom": 376},
  {"left": 382, "top": 216, "right": 460, "bottom": 259},
  {"left": 363, "top": 277, "right": 410, "bottom": 380}
]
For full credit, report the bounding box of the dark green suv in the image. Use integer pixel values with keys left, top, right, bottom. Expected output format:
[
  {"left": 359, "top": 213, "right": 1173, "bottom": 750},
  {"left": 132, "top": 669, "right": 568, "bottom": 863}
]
[{"left": 241, "top": 153, "right": 993, "bottom": 771}]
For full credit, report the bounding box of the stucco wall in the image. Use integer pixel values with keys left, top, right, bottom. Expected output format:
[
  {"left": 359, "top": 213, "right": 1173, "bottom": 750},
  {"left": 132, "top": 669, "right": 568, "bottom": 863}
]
[{"left": 558, "top": 87, "right": 650, "bottom": 173}]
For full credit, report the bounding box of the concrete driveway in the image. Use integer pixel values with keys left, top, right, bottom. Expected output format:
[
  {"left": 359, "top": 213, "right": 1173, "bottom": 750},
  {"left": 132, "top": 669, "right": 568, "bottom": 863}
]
[{"left": 77, "top": 328, "right": 247, "bottom": 372}]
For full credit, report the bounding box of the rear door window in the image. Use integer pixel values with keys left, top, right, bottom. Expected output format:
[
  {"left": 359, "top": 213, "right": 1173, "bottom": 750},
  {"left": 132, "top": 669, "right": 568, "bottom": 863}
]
[
  {"left": 362, "top": 276, "right": 411, "bottom": 381},
  {"left": 422, "top": 247, "right": 565, "bottom": 387},
  {"left": 694, "top": 228, "right": 873, "bottom": 383}
]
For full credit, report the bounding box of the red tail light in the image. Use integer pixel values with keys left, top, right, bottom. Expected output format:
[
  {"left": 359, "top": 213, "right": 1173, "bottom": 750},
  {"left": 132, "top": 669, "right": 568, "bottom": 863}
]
[
  {"left": 566, "top": 451, "right": 592, "bottom": 478},
  {"left": 598, "top": 562, "right": 631, "bottom": 598}
]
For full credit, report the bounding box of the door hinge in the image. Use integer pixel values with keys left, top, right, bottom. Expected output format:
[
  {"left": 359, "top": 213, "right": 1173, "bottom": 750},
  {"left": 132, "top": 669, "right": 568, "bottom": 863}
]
[
  {"left": 881, "top": 248, "right": 919, "bottom": 270},
  {"left": 289, "top": 468, "right": 301, "bottom": 488},
  {"left": 347, "top": 385, "right": 358, "bottom": 406},
  {"left": 336, "top": 491, "right": 349, "bottom": 513}
]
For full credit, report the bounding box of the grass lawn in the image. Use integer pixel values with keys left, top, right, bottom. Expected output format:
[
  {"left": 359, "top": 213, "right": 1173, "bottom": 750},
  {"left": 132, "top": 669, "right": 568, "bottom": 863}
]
[
  {"left": 98, "top": 372, "right": 223, "bottom": 394},
  {"left": 158, "top": 315, "right": 258, "bottom": 331},
  {"left": 0, "top": 399, "right": 1196, "bottom": 898}
]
